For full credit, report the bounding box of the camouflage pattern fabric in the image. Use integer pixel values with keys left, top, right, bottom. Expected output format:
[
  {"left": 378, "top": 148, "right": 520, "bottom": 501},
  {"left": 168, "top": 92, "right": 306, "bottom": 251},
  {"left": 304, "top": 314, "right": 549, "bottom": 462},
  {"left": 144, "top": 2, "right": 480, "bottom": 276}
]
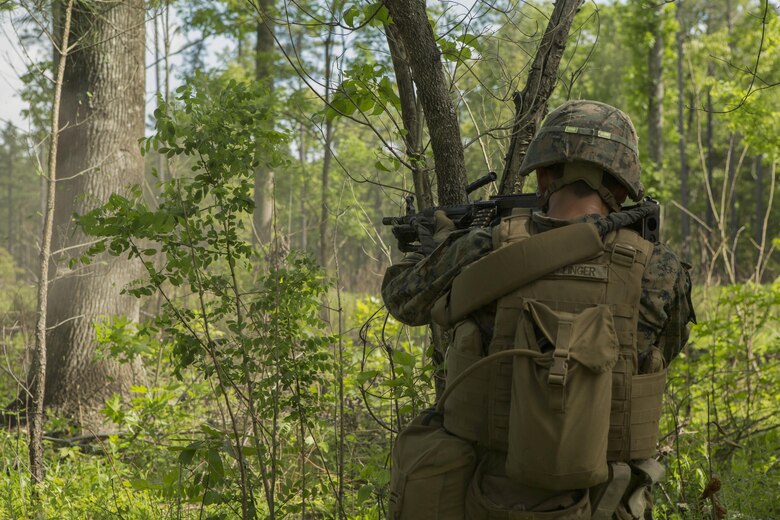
[
  {"left": 519, "top": 100, "right": 644, "bottom": 202},
  {"left": 382, "top": 210, "right": 694, "bottom": 365},
  {"left": 382, "top": 227, "right": 492, "bottom": 327}
]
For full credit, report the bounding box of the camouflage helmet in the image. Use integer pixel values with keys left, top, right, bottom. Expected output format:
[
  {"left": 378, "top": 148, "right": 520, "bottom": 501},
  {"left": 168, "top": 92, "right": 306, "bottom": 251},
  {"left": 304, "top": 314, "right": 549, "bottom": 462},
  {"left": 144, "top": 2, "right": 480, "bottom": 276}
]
[{"left": 519, "top": 100, "right": 644, "bottom": 202}]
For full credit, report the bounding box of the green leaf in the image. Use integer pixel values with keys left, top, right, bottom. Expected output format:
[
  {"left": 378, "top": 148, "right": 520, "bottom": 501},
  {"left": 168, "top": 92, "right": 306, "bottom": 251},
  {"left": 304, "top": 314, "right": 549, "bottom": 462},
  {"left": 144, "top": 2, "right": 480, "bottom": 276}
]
[
  {"left": 393, "top": 349, "right": 415, "bottom": 368},
  {"left": 207, "top": 449, "right": 224, "bottom": 479},
  {"left": 357, "top": 484, "right": 373, "bottom": 503},
  {"left": 178, "top": 448, "right": 197, "bottom": 465}
]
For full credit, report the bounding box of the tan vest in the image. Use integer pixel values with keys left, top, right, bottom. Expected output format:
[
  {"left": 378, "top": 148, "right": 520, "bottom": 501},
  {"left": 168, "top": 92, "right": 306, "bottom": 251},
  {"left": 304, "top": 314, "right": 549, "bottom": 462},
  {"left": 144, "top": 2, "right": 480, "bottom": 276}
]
[{"left": 441, "top": 211, "right": 666, "bottom": 490}]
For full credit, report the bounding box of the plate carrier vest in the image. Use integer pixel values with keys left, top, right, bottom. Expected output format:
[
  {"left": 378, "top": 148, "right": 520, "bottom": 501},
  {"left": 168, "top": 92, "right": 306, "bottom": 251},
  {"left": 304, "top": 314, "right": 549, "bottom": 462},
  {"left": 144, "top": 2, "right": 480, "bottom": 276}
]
[{"left": 440, "top": 209, "right": 666, "bottom": 486}]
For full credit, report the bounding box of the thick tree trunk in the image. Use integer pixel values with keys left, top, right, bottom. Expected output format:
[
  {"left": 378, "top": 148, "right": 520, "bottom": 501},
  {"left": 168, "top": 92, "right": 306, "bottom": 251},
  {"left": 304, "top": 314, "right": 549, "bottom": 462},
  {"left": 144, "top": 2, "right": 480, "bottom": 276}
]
[
  {"left": 385, "top": 23, "right": 433, "bottom": 210},
  {"left": 45, "top": 0, "right": 145, "bottom": 431},
  {"left": 648, "top": 16, "right": 664, "bottom": 168},
  {"left": 253, "top": 1, "right": 275, "bottom": 245},
  {"left": 384, "top": 0, "right": 468, "bottom": 205},
  {"left": 500, "top": 0, "right": 584, "bottom": 195}
]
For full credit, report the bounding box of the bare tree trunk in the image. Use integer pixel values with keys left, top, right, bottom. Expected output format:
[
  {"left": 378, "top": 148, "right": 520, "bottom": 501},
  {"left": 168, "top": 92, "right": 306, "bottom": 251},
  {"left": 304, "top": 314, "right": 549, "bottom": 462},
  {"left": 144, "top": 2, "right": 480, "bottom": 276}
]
[
  {"left": 385, "top": 23, "right": 433, "bottom": 210},
  {"left": 153, "top": 5, "right": 166, "bottom": 182},
  {"left": 648, "top": 13, "right": 664, "bottom": 168},
  {"left": 500, "top": 0, "right": 584, "bottom": 195},
  {"left": 4, "top": 124, "right": 13, "bottom": 255},
  {"left": 253, "top": 0, "right": 275, "bottom": 245},
  {"left": 754, "top": 154, "right": 763, "bottom": 251},
  {"left": 705, "top": 87, "right": 715, "bottom": 229},
  {"left": 384, "top": 0, "right": 468, "bottom": 205},
  {"left": 704, "top": 2, "right": 716, "bottom": 230},
  {"left": 726, "top": 133, "right": 741, "bottom": 280},
  {"left": 45, "top": 0, "right": 146, "bottom": 431},
  {"left": 676, "top": 2, "right": 690, "bottom": 260},
  {"left": 319, "top": 20, "right": 335, "bottom": 269},
  {"left": 300, "top": 123, "right": 308, "bottom": 252},
  {"left": 29, "top": 0, "right": 75, "bottom": 487}
]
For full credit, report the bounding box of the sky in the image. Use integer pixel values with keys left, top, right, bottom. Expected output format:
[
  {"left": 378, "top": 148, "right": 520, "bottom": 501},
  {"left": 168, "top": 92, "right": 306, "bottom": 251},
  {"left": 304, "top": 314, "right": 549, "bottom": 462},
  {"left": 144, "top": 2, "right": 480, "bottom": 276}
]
[
  {"left": 0, "top": 0, "right": 490, "bottom": 133},
  {"left": 0, "top": 13, "right": 33, "bottom": 130},
  {"left": 0, "top": 9, "right": 225, "bottom": 133}
]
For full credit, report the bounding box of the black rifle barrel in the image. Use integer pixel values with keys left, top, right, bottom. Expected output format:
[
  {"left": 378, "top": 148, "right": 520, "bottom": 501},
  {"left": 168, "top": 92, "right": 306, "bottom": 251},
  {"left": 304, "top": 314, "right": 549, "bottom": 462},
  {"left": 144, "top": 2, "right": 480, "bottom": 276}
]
[{"left": 466, "top": 171, "right": 498, "bottom": 195}]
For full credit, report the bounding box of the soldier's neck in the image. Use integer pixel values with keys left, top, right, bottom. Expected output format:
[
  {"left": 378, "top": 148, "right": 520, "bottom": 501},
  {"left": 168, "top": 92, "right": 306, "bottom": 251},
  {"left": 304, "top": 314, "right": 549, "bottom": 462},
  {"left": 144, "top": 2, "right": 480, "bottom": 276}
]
[{"left": 547, "top": 190, "right": 610, "bottom": 220}]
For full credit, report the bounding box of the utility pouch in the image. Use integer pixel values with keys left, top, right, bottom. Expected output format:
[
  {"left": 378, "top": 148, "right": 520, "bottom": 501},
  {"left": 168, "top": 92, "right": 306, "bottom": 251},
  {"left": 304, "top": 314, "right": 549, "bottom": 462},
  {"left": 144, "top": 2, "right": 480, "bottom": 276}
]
[
  {"left": 389, "top": 409, "right": 477, "bottom": 520},
  {"left": 443, "top": 319, "right": 490, "bottom": 443},
  {"left": 466, "top": 452, "right": 591, "bottom": 520},
  {"left": 506, "top": 300, "right": 619, "bottom": 490}
]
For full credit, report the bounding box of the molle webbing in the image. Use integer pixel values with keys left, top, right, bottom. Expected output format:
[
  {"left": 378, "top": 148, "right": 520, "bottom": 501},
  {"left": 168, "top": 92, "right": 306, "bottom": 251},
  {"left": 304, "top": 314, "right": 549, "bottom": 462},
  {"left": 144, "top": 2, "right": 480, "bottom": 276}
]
[
  {"left": 608, "top": 369, "right": 667, "bottom": 460},
  {"left": 431, "top": 222, "right": 603, "bottom": 329},
  {"left": 443, "top": 225, "right": 664, "bottom": 463}
]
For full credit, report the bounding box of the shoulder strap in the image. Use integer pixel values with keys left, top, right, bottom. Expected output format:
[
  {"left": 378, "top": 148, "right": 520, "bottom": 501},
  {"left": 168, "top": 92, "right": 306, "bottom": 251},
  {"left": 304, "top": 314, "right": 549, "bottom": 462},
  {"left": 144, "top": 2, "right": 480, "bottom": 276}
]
[{"left": 431, "top": 222, "right": 603, "bottom": 328}]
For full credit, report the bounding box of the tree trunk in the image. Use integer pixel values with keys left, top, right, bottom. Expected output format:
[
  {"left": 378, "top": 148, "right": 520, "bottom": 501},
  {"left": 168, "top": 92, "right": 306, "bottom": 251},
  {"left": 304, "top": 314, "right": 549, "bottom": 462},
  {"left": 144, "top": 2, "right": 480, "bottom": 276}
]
[
  {"left": 3, "top": 124, "right": 13, "bottom": 255},
  {"left": 45, "top": 0, "right": 146, "bottom": 431},
  {"left": 319, "top": 4, "right": 342, "bottom": 269},
  {"left": 754, "top": 154, "right": 763, "bottom": 249},
  {"left": 385, "top": 23, "right": 433, "bottom": 210},
  {"left": 726, "top": 133, "right": 741, "bottom": 280},
  {"left": 299, "top": 123, "right": 308, "bottom": 252},
  {"left": 253, "top": 1, "right": 275, "bottom": 245},
  {"left": 648, "top": 13, "right": 664, "bottom": 168},
  {"left": 384, "top": 0, "right": 468, "bottom": 205},
  {"left": 676, "top": 2, "right": 690, "bottom": 260},
  {"left": 29, "top": 0, "right": 74, "bottom": 487},
  {"left": 500, "top": 0, "right": 584, "bottom": 195}
]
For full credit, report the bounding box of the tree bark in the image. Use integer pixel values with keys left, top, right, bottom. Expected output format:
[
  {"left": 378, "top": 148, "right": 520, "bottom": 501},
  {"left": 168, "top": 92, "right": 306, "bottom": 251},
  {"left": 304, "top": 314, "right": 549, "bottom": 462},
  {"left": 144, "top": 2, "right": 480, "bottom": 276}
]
[
  {"left": 676, "top": 2, "right": 690, "bottom": 260},
  {"left": 500, "top": 0, "right": 584, "bottom": 195},
  {"left": 253, "top": 0, "right": 275, "bottom": 245},
  {"left": 384, "top": 0, "right": 468, "bottom": 205},
  {"left": 648, "top": 12, "right": 664, "bottom": 168},
  {"left": 3, "top": 124, "right": 14, "bottom": 255},
  {"left": 319, "top": 14, "right": 336, "bottom": 268},
  {"left": 385, "top": 23, "right": 433, "bottom": 210},
  {"left": 30, "top": 0, "right": 74, "bottom": 487},
  {"left": 754, "top": 154, "right": 763, "bottom": 249},
  {"left": 45, "top": 0, "right": 146, "bottom": 431}
]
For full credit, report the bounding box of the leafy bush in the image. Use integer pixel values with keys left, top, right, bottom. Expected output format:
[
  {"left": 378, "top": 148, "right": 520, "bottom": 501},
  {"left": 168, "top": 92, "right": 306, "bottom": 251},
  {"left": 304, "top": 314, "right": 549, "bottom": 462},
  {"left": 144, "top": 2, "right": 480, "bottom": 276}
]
[{"left": 657, "top": 282, "right": 780, "bottom": 518}]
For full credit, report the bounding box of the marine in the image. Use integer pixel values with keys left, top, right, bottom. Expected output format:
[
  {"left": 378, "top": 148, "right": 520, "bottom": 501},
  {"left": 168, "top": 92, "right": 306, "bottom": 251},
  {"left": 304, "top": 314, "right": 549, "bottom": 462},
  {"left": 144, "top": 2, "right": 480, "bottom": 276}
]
[{"left": 382, "top": 100, "right": 695, "bottom": 519}]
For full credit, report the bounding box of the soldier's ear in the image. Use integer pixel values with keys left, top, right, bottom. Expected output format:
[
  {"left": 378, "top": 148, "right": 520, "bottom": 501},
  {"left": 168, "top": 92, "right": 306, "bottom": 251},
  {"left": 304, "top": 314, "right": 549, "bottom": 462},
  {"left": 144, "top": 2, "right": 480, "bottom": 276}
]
[
  {"left": 536, "top": 168, "right": 551, "bottom": 193},
  {"left": 602, "top": 173, "right": 629, "bottom": 205}
]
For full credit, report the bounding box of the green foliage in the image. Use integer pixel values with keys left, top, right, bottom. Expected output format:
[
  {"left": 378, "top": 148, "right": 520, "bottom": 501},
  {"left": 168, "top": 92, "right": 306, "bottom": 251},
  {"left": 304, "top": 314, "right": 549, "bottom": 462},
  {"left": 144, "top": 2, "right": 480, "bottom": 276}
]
[
  {"left": 76, "top": 78, "right": 344, "bottom": 517},
  {"left": 657, "top": 282, "right": 780, "bottom": 517}
]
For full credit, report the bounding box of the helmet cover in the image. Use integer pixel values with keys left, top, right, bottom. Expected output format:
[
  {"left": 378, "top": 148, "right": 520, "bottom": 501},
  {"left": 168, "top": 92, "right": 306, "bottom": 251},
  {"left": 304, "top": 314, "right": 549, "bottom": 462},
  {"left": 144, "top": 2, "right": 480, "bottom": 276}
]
[{"left": 519, "top": 100, "right": 644, "bottom": 202}]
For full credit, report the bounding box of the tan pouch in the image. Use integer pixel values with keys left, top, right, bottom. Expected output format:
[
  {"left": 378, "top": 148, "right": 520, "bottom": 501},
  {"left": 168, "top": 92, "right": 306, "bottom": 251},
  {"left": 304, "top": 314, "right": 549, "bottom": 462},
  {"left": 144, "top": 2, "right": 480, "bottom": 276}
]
[
  {"left": 389, "top": 410, "right": 477, "bottom": 520},
  {"left": 628, "top": 369, "right": 667, "bottom": 459},
  {"left": 443, "top": 319, "right": 490, "bottom": 443},
  {"left": 506, "top": 300, "right": 619, "bottom": 490},
  {"left": 466, "top": 453, "right": 591, "bottom": 519}
]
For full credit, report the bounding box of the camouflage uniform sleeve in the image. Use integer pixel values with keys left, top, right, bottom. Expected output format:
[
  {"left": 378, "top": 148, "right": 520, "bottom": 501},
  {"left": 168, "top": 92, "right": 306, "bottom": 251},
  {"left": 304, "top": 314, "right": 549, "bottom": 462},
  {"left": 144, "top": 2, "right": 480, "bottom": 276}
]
[
  {"left": 381, "top": 228, "right": 493, "bottom": 326},
  {"left": 637, "top": 242, "right": 696, "bottom": 364}
]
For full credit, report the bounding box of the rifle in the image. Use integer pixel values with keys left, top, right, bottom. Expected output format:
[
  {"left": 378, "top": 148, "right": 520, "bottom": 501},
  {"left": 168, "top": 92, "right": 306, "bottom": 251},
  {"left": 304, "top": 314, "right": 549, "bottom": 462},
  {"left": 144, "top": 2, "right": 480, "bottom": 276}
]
[{"left": 382, "top": 172, "right": 661, "bottom": 253}]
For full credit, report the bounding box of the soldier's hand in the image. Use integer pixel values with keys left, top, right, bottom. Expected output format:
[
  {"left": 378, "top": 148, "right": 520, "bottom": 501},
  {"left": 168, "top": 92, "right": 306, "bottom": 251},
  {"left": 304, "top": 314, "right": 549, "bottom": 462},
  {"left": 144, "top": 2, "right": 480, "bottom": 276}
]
[
  {"left": 432, "top": 210, "right": 456, "bottom": 242},
  {"left": 416, "top": 211, "right": 456, "bottom": 255}
]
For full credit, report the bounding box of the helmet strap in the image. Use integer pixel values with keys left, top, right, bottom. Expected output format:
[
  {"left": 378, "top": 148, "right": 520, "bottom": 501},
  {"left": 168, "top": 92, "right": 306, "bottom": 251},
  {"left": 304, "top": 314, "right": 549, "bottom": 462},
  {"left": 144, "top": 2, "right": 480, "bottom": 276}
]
[{"left": 541, "top": 162, "right": 622, "bottom": 213}]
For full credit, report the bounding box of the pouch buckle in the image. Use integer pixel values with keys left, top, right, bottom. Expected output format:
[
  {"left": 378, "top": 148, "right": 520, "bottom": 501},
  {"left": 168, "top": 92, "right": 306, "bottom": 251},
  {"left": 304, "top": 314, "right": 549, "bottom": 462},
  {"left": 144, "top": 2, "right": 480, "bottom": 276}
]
[
  {"left": 611, "top": 243, "right": 637, "bottom": 267},
  {"left": 548, "top": 350, "right": 570, "bottom": 386}
]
